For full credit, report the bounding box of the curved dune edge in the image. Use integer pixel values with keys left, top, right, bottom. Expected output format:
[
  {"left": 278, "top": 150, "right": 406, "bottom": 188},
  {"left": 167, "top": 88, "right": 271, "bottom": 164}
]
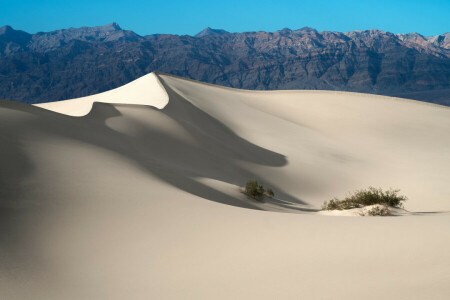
[
  {"left": 34, "top": 72, "right": 169, "bottom": 116},
  {"left": 23, "top": 72, "right": 450, "bottom": 215},
  {"left": 34, "top": 71, "right": 449, "bottom": 117},
  {"left": 156, "top": 73, "right": 450, "bottom": 213},
  {"left": 154, "top": 71, "right": 450, "bottom": 110}
]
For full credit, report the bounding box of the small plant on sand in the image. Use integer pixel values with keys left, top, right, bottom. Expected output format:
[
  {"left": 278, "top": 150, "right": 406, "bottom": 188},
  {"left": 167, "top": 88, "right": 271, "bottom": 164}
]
[
  {"left": 245, "top": 180, "right": 275, "bottom": 201},
  {"left": 322, "top": 187, "right": 407, "bottom": 211},
  {"left": 367, "top": 205, "right": 390, "bottom": 216}
]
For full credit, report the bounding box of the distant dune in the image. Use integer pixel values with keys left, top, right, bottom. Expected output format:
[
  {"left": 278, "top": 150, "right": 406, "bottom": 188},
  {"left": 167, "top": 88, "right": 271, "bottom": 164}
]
[{"left": 1, "top": 73, "right": 449, "bottom": 299}]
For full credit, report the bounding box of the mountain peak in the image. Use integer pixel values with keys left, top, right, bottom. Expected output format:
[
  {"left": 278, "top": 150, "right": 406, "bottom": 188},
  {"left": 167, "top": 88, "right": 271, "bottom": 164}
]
[
  {"left": 26, "top": 22, "right": 141, "bottom": 51},
  {"left": 85, "top": 22, "right": 122, "bottom": 33},
  {"left": 0, "top": 25, "right": 14, "bottom": 35},
  {"left": 298, "top": 26, "right": 317, "bottom": 32},
  {"left": 195, "top": 27, "right": 229, "bottom": 38},
  {"left": 0, "top": 25, "right": 32, "bottom": 46},
  {"left": 103, "top": 22, "right": 122, "bottom": 31}
]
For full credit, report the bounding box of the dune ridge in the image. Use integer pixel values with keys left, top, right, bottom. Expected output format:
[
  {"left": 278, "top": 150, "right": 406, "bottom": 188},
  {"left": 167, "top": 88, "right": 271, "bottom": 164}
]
[
  {"left": 1, "top": 73, "right": 450, "bottom": 299},
  {"left": 34, "top": 72, "right": 169, "bottom": 116},
  {"left": 33, "top": 71, "right": 450, "bottom": 211}
]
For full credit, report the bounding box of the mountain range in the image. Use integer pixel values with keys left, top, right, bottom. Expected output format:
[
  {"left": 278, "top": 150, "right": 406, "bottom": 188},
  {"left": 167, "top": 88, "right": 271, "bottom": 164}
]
[{"left": 0, "top": 23, "right": 449, "bottom": 105}]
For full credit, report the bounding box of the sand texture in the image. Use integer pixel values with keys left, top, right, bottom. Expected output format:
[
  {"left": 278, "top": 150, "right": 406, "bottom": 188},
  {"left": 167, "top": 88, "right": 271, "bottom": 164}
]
[{"left": 1, "top": 73, "right": 449, "bottom": 299}]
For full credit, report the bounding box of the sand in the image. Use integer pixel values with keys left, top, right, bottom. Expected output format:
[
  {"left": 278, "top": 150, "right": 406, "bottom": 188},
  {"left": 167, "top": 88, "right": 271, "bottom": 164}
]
[
  {"left": 1, "top": 73, "right": 449, "bottom": 299},
  {"left": 35, "top": 72, "right": 169, "bottom": 116}
]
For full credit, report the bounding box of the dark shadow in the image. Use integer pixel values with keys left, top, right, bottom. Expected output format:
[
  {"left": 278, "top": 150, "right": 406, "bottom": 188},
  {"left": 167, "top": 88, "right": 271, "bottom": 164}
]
[
  {"left": 263, "top": 196, "right": 320, "bottom": 213},
  {"left": 1, "top": 80, "right": 312, "bottom": 264},
  {"left": 0, "top": 80, "right": 310, "bottom": 210},
  {"left": 410, "top": 211, "right": 450, "bottom": 215}
]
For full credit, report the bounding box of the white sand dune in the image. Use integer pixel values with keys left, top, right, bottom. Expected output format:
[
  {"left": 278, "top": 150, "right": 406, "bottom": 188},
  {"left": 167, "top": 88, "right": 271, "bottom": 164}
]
[
  {"left": 35, "top": 72, "right": 169, "bottom": 116},
  {"left": 1, "top": 73, "right": 449, "bottom": 299}
]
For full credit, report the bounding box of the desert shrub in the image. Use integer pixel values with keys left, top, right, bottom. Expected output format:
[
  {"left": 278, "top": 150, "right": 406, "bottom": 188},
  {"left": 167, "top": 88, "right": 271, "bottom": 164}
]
[
  {"left": 367, "top": 205, "right": 390, "bottom": 216},
  {"left": 323, "top": 187, "right": 407, "bottom": 210},
  {"left": 322, "top": 198, "right": 358, "bottom": 210},
  {"left": 245, "top": 180, "right": 265, "bottom": 200},
  {"left": 244, "top": 181, "right": 274, "bottom": 200}
]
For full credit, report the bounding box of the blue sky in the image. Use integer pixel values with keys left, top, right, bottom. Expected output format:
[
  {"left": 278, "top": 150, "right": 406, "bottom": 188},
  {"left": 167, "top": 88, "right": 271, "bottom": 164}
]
[{"left": 1, "top": 0, "right": 448, "bottom": 36}]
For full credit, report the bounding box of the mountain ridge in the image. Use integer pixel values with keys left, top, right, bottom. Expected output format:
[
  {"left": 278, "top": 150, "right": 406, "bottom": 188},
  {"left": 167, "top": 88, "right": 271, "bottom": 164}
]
[
  {"left": 195, "top": 27, "right": 229, "bottom": 37},
  {"left": 0, "top": 23, "right": 449, "bottom": 105}
]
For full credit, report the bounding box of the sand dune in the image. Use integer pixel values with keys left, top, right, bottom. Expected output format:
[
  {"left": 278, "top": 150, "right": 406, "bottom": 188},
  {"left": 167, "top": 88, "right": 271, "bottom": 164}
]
[
  {"left": 35, "top": 72, "right": 169, "bottom": 116},
  {"left": 1, "top": 73, "right": 449, "bottom": 299}
]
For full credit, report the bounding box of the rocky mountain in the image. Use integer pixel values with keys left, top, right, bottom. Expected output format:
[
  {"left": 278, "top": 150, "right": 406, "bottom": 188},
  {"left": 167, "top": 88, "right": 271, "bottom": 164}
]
[
  {"left": 195, "top": 27, "right": 229, "bottom": 37},
  {"left": 0, "top": 24, "right": 449, "bottom": 105}
]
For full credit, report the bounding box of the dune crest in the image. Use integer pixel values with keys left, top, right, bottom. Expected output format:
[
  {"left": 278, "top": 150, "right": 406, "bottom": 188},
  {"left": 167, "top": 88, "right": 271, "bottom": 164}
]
[
  {"left": 18, "top": 71, "right": 450, "bottom": 213},
  {"left": 34, "top": 72, "right": 169, "bottom": 116}
]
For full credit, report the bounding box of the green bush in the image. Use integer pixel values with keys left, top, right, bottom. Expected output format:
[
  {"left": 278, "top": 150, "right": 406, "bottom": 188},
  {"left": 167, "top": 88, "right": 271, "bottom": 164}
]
[
  {"left": 245, "top": 180, "right": 264, "bottom": 200},
  {"left": 367, "top": 205, "right": 390, "bottom": 216},
  {"left": 322, "top": 187, "right": 407, "bottom": 211},
  {"left": 244, "top": 180, "right": 275, "bottom": 200}
]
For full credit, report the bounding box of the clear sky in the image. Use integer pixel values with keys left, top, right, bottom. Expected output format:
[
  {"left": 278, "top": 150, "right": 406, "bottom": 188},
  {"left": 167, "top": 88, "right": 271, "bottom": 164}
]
[{"left": 1, "top": 0, "right": 448, "bottom": 36}]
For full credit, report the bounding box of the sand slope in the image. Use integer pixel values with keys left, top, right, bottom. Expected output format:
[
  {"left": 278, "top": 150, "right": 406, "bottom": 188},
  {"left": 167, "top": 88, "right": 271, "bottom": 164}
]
[
  {"left": 35, "top": 72, "right": 169, "bottom": 116},
  {"left": 1, "top": 73, "right": 449, "bottom": 299}
]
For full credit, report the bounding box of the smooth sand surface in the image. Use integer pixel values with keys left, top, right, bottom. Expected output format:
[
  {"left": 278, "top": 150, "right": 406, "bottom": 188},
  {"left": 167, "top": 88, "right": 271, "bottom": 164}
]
[
  {"left": 1, "top": 73, "right": 449, "bottom": 299},
  {"left": 35, "top": 72, "right": 169, "bottom": 116}
]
